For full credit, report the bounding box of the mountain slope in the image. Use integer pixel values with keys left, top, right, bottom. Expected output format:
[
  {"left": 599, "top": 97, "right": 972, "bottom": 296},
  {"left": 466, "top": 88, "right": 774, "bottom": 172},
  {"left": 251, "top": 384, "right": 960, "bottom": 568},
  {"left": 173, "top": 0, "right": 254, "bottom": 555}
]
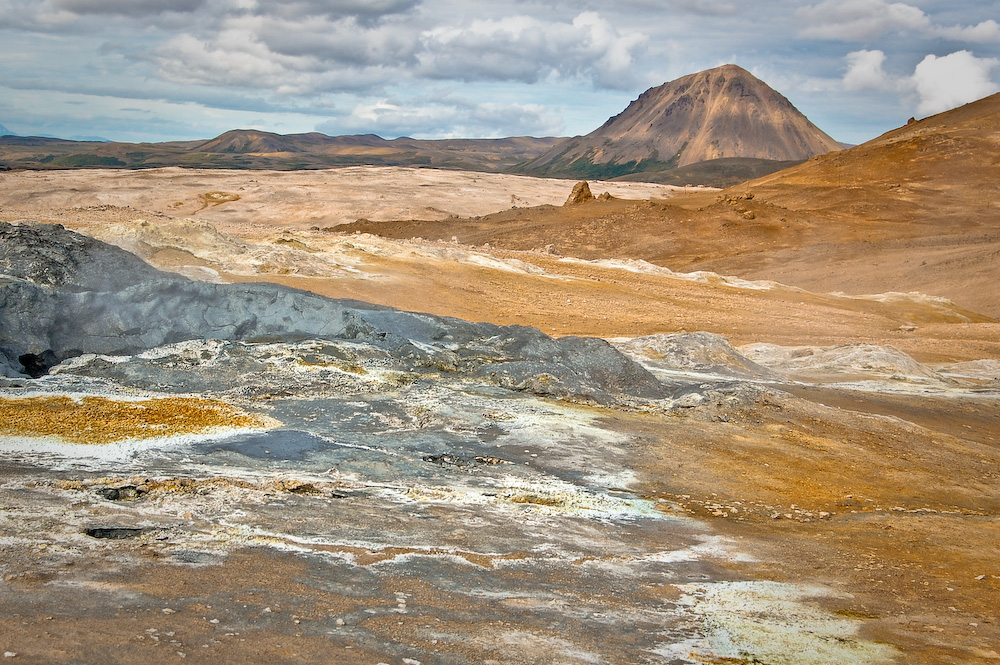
[
  {"left": 743, "top": 90, "right": 1000, "bottom": 219},
  {"left": 520, "top": 64, "right": 841, "bottom": 179}
]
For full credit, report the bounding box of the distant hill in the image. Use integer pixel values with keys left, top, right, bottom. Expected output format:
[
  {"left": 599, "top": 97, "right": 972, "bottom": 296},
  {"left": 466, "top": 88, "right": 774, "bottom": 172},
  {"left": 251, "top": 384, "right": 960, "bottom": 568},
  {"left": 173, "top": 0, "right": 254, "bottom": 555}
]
[
  {"left": 0, "top": 123, "right": 14, "bottom": 137},
  {"left": 517, "top": 64, "right": 841, "bottom": 182},
  {"left": 0, "top": 130, "right": 561, "bottom": 173}
]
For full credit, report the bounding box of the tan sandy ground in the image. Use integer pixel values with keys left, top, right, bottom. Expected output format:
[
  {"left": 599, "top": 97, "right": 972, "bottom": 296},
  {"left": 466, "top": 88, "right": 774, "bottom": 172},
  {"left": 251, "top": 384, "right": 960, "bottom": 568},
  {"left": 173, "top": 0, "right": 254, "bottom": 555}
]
[
  {"left": 1, "top": 167, "right": 998, "bottom": 663},
  {"left": 0, "top": 166, "right": 684, "bottom": 232}
]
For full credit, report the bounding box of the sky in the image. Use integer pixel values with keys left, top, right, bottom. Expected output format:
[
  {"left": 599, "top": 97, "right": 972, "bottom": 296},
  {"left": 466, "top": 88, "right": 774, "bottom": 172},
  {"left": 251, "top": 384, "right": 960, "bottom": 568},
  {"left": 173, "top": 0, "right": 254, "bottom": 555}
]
[{"left": 1, "top": 0, "right": 999, "bottom": 145}]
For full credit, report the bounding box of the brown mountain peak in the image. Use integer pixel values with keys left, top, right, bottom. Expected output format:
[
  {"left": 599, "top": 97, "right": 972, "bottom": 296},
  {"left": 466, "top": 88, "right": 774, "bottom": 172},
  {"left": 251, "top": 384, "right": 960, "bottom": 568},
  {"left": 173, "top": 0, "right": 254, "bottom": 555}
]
[{"left": 521, "top": 64, "right": 841, "bottom": 179}]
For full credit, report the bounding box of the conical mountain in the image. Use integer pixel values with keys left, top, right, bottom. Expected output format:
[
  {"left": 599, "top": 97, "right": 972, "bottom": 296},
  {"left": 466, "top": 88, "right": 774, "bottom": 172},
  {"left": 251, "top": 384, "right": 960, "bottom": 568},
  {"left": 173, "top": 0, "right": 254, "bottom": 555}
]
[
  {"left": 520, "top": 64, "right": 841, "bottom": 179},
  {"left": 197, "top": 129, "right": 307, "bottom": 153},
  {"left": 0, "top": 123, "right": 14, "bottom": 137}
]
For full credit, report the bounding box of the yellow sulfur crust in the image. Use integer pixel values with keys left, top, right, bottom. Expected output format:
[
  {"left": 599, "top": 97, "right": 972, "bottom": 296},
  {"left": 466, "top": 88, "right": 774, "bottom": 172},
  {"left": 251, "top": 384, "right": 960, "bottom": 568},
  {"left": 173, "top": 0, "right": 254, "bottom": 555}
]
[{"left": 0, "top": 396, "right": 270, "bottom": 444}]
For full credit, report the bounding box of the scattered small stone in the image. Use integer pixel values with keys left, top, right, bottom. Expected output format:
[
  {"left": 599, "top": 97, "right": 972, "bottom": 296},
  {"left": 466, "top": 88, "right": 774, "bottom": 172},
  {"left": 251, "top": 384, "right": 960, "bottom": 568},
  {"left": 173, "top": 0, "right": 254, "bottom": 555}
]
[
  {"left": 472, "top": 456, "right": 510, "bottom": 465},
  {"left": 4, "top": 652, "right": 16, "bottom": 658},
  {"left": 335, "top": 618, "right": 346, "bottom": 626},
  {"left": 422, "top": 454, "right": 468, "bottom": 467},
  {"left": 162, "top": 608, "right": 176, "bottom": 614}
]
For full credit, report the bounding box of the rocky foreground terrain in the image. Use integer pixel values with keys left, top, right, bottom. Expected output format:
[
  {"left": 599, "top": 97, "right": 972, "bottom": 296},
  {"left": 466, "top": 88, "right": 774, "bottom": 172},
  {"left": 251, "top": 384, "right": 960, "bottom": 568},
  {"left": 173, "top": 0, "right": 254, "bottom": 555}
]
[{"left": 1, "top": 100, "right": 1000, "bottom": 665}]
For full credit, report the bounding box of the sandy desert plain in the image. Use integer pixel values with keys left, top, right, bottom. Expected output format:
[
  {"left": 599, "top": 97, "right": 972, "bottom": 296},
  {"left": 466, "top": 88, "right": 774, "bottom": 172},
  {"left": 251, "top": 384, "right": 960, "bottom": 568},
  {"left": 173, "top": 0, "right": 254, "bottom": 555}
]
[{"left": 1, "top": 96, "right": 1000, "bottom": 665}]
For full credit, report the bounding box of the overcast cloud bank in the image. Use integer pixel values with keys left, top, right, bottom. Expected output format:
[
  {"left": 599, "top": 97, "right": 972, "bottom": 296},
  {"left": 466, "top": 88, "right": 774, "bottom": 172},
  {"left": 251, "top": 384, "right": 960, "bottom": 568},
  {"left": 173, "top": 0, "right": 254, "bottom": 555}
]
[{"left": 0, "top": 0, "right": 998, "bottom": 144}]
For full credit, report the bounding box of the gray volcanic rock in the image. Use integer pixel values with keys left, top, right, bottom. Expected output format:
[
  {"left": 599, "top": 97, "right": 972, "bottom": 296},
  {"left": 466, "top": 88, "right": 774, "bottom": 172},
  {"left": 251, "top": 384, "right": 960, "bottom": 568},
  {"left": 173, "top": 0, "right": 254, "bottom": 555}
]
[
  {"left": 0, "top": 221, "right": 667, "bottom": 403},
  {"left": 614, "top": 332, "right": 780, "bottom": 381},
  {"left": 0, "top": 221, "right": 163, "bottom": 290}
]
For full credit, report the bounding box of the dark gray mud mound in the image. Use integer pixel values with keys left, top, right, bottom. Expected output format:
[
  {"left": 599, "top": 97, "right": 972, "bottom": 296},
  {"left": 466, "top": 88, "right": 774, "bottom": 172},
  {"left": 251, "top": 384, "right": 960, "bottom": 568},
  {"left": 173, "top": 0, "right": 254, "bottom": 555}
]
[
  {"left": 0, "top": 221, "right": 163, "bottom": 290},
  {"left": 0, "top": 221, "right": 667, "bottom": 404}
]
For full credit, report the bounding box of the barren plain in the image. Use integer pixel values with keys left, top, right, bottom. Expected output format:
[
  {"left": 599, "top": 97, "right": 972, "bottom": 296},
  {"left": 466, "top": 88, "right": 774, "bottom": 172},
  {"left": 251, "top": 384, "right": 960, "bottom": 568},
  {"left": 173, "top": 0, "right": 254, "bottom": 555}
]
[{"left": 1, "top": 136, "right": 998, "bottom": 665}]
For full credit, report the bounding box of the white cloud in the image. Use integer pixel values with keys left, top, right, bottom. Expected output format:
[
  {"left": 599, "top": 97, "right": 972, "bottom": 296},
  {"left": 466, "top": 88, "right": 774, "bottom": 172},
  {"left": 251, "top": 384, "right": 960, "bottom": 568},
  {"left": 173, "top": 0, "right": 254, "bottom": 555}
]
[
  {"left": 800, "top": 0, "right": 1000, "bottom": 45},
  {"left": 936, "top": 19, "right": 1000, "bottom": 44},
  {"left": 843, "top": 49, "right": 891, "bottom": 90},
  {"left": 911, "top": 50, "right": 1000, "bottom": 115},
  {"left": 798, "top": 0, "right": 930, "bottom": 41},
  {"left": 145, "top": 9, "right": 646, "bottom": 97},
  {"left": 255, "top": 16, "right": 418, "bottom": 67},
  {"left": 417, "top": 12, "right": 647, "bottom": 89}
]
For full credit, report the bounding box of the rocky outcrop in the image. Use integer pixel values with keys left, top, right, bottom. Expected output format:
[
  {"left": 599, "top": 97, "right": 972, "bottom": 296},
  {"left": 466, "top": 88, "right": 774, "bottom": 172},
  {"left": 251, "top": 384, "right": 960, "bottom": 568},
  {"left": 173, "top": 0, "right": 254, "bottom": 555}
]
[
  {"left": 0, "top": 222, "right": 668, "bottom": 404},
  {"left": 564, "top": 181, "right": 594, "bottom": 205}
]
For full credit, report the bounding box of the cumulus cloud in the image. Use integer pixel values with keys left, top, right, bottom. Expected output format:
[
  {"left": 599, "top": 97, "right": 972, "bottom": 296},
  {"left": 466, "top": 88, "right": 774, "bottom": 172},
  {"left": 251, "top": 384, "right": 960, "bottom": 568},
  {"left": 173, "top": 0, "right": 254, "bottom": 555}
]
[
  {"left": 911, "top": 50, "right": 999, "bottom": 115},
  {"left": 417, "top": 12, "right": 647, "bottom": 89},
  {"left": 843, "top": 49, "right": 892, "bottom": 90},
  {"left": 798, "top": 0, "right": 929, "bottom": 41},
  {"left": 145, "top": 9, "right": 645, "bottom": 96},
  {"left": 255, "top": 16, "right": 418, "bottom": 67},
  {"left": 936, "top": 19, "right": 1000, "bottom": 44},
  {"left": 842, "top": 48, "right": 999, "bottom": 116},
  {"left": 800, "top": 0, "right": 1000, "bottom": 44}
]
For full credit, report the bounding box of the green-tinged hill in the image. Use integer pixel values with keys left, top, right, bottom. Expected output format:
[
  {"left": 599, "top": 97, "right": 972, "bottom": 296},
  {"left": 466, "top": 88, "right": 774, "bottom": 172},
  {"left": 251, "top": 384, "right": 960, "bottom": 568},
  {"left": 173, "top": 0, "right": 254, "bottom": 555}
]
[{"left": 0, "top": 130, "right": 562, "bottom": 173}]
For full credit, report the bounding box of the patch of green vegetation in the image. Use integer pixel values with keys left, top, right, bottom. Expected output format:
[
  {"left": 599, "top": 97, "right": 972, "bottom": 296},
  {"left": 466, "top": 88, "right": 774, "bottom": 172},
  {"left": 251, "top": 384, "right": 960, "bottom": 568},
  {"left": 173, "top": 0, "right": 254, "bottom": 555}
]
[
  {"left": 515, "top": 144, "right": 680, "bottom": 180},
  {"left": 50, "top": 154, "right": 126, "bottom": 167},
  {"left": 613, "top": 157, "right": 804, "bottom": 187}
]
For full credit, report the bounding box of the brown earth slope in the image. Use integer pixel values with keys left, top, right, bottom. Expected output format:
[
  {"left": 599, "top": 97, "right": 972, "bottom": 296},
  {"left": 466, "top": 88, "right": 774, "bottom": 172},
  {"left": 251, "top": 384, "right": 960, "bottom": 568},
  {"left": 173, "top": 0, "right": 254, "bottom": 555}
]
[{"left": 351, "top": 92, "right": 1000, "bottom": 317}]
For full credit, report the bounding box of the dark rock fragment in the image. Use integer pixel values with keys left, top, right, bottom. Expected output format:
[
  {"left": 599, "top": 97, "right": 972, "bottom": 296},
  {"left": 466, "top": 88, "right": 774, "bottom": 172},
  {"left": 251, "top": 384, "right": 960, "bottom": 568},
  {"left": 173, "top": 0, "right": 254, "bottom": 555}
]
[
  {"left": 96, "top": 485, "right": 146, "bottom": 501},
  {"left": 85, "top": 527, "right": 147, "bottom": 540}
]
